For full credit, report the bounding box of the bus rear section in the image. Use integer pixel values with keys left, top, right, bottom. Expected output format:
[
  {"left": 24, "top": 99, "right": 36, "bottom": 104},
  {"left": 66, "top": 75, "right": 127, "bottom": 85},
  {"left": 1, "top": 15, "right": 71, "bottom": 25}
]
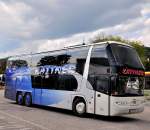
[{"left": 4, "top": 57, "right": 32, "bottom": 101}]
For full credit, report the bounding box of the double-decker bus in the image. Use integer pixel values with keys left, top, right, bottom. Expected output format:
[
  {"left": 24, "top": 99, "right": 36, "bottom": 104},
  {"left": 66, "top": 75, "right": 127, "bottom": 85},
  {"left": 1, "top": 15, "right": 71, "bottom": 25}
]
[{"left": 5, "top": 41, "right": 145, "bottom": 116}]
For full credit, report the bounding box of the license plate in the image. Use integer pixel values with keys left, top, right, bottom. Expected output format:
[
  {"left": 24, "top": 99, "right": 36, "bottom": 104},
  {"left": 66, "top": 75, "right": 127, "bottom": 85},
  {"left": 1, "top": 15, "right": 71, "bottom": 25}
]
[{"left": 129, "top": 109, "right": 138, "bottom": 113}]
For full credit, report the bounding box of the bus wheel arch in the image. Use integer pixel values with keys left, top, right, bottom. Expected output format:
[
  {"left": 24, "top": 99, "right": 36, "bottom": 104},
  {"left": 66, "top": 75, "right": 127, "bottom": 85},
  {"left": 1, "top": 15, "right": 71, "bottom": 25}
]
[
  {"left": 24, "top": 92, "right": 32, "bottom": 107},
  {"left": 72, "top": 96, "right": 86, "bottom": 116}
]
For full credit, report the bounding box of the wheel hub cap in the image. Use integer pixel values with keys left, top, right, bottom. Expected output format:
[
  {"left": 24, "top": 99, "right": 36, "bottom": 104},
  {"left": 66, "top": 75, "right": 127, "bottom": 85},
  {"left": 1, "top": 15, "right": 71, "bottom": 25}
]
[{"left": 76, "top": 102, "right": 85, "bottom": 114}]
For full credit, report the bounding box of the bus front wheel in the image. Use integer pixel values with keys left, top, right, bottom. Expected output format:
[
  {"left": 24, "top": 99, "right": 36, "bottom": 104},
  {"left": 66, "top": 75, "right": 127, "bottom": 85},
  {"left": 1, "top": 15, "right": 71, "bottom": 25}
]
[
  {"left": 24, "top": 93, "right": 32, "bottom": 107},
  {"left": 73, "top": 99, "right": 86, "bottom": 116}
]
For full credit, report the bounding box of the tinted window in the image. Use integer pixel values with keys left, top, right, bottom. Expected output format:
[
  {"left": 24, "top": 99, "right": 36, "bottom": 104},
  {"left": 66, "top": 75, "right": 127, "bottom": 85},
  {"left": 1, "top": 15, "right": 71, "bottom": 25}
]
[
  {"left": 21, "top": 55, "right": 32, "bottom": 67},
  {"left": 31, "top": 54, "right": 43, "bottom": 67},
  {"left": 111, "top": 76, "right": 144, "bottom": 96},
  {"left": 88, "top": 45, "right": 110, "bottom": 94},
  {"left": 58, "top": 75, "right": 78, "bottom": 91},
  {"left": 88, "top": 75, "right": 109, "bottom": 94},
  {"left": 67, "top": 47, "right": 89, "bottom": 75},
  {"left": 31, "top": 53, "right": 50, "bottom": 67},
  {"left": 42, "top": 74, "right": 59, "bottom": 89},
  {"left": 31, "top": 75, "right": 42, "bottom": 88},
  {"left": 7, "top": 55, "right": 31, "bottom": 68},
  {"left": 31, "top": 74, "right": 78, "bottom": 91},
  {"left": 110, "top": 44, "right": 144, "bottom": 69},
  {"left": 90, "top": 47, "right": 109, "bottom": 66},
  {"left": 88, "top": 45, "right": 110, "bottom": 75},
  {"left": 31, "top": 50, "right": 68, "bottom": 67},
  {"left": 30, "top": 49, "right": 81, "bottom": 90},
  {"left": 37, "top": 54, "right": 70, "bottom": 66},
  {"left": 13, "top": 60, "right": 28, "bottom": 68},
  {"left": 96, "top": 76, "right": 109, "bottom": 93}
]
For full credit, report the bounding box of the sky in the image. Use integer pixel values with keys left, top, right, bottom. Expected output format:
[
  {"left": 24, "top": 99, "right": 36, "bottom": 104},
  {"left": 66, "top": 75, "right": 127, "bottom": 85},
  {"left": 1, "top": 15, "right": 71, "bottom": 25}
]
[{"left": 0, "top": 0, "right": 150, "bottom": 58}]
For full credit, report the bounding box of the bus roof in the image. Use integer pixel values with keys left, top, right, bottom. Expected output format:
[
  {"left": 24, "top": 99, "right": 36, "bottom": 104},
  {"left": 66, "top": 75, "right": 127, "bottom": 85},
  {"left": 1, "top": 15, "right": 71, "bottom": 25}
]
[
  {"left": 65, "top": 41, "right": 132, "bottom": 49},
  {"left": 8, "top": 41, "right": 132, "bottom": 60}
]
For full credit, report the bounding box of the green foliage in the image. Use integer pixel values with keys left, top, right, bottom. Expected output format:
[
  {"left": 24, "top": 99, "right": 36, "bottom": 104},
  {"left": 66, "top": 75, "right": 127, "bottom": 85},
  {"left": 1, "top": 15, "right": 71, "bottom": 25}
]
[
  {"left": 91, "top": 33, "right": 129, "bottom": 44},
  {"left": 0, "top": 58, "right": 7, "bottom": 74},
  {"left": 144, "top": 47, "right": 150, "bottom": 71},
  {"left": 129, "top": 41, "right": 145, "bottom": 64},
  {"left": 145, "top": 60, "right": 150, "bottom": 71},
  {"left": 144, "top": 90, "right": 150, "bottom": 96}
]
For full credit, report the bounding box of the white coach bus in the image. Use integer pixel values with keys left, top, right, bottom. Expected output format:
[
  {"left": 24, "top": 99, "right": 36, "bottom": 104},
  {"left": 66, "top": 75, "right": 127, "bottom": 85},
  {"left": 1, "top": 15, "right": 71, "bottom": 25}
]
[{"left": 5, "top": 41, "right": 145, "bottom": 116}]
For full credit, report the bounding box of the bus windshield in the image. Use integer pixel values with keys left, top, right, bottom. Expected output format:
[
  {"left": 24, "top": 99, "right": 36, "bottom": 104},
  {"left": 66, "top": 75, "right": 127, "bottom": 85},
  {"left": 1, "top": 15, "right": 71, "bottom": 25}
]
[
  {"left": 107, "top": 43, "right": 145, "bottom": 96},
  {"left": 111, "top": 76, "right": 144, "bottom": 96},
  {"left": 110, "top": 44, "right": 144, "bottom": 69}
]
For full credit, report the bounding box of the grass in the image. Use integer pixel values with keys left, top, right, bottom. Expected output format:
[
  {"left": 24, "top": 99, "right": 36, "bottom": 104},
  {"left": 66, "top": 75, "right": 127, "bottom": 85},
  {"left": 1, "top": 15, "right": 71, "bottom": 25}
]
[
  {"left": 144, "top": 90, "right": 150, "bottom": 96},
  {"left": 144, "top": 90, "right": 150, "bottom": 100}
]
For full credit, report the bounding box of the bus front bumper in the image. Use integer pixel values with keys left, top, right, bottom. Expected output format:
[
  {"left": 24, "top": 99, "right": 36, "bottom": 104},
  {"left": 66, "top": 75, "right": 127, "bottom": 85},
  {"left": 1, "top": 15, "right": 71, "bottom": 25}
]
[{"left": 110, "top": 96, "right": 145, "bottom": 116}]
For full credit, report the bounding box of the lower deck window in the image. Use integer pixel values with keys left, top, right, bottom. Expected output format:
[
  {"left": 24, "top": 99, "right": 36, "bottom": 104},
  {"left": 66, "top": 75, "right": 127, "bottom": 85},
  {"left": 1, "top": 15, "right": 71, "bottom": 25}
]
[{"left": 31, "top": 74, "right": 78, "bottom": 91}]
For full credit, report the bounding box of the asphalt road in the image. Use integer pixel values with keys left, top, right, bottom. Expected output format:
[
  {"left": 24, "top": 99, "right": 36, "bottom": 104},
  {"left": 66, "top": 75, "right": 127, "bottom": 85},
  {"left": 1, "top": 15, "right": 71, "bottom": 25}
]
[{"left": 0, "top": 90, "right": 150, "bottom": 130}]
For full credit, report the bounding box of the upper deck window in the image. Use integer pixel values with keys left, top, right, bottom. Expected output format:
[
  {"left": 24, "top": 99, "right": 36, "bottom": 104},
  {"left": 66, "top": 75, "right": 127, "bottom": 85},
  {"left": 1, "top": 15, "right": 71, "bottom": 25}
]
[
  {"left": 67, "top": 47, "right": 89, "bottom": 75},
  {"left": 90, "top": 47, "right": 109, "bottom": 66},
  {"left": 88, "top": 45, "right": 110, "bottom": 75},
  {"left": 7, "top": 55, "right": 32, "bottom": 69}
]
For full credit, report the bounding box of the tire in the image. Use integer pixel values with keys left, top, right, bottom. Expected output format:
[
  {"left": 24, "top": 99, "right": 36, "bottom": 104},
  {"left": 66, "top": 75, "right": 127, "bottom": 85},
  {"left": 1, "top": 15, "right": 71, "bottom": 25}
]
[
  {"left": 24, "top": 93, "right": 32, "bottom": 107},
  {"left": 17, "top": 93, "right": 24, "bottom": 105},
  {"left": 73, "top": 99, "right": 86, "bottom": 116}
]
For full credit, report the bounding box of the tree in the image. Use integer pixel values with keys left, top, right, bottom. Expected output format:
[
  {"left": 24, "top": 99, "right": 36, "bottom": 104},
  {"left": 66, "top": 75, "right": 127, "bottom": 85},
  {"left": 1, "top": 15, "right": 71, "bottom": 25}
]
[{"left": 0, "top": 58, "right": 8, "bottom": 74}]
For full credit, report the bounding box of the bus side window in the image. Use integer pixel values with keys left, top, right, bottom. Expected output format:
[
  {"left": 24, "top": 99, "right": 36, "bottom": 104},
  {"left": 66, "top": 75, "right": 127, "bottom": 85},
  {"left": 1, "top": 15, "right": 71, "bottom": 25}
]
[
  {"left": 58, "top": 75, "right": 78, "bottom": 91},
  {"left": 42, "top": 74, "right": 59, "bottom": 89},
  {"left": 95, "top": 76, "right": 109, "bottom": 94},
  {"left": 88, "top": 46, "right": 110, "bottom": 93},
  {"left": 31, "top": 75, "right": 42, "bottom": 88},
  {"left": 67, "top": 47, "right": 89, "bottom": 75},
  {"left": 88, "top": 47, "right": 110, "bottom": 75}
]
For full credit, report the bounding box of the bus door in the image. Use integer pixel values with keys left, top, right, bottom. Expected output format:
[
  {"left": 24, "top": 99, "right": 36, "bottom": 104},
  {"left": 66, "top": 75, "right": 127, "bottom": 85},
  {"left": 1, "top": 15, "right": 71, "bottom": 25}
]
[{"left": 94, "top": 75, "right": 110, "bottom": 116}]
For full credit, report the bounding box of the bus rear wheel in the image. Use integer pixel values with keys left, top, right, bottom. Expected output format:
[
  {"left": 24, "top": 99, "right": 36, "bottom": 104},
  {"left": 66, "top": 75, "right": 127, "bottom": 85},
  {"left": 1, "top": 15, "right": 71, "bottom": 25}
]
[
  {"left": 24, "top": 93, "right": 32, "bottom": 107},
  {"left": 73, "top": 99, "right": 86, "bottom": 116},
  {"left": 17, "top": 93, "right": 24, "bottom": 105}
]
